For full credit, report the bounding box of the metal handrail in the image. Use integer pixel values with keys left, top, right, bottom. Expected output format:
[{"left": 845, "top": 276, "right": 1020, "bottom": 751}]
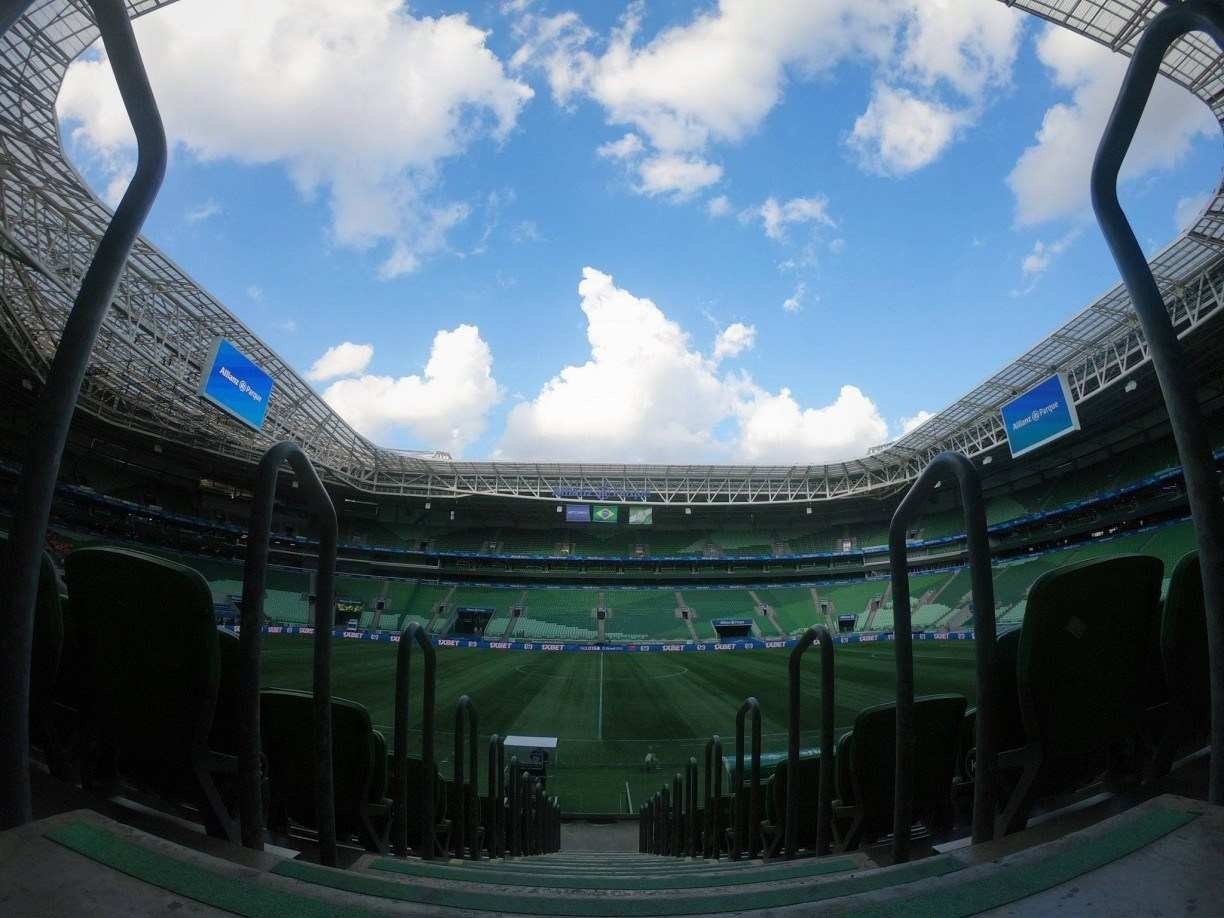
[
  {"left": 508, "top": 754, "right": 521, "bottom": 856},
  {"left": 888, "top": 450, "right": 996, "bottom": 861},
  {"left": 239, "top": 442, "right": 339, "bottom": 864},
  {"left": 1091, "top": 0, "right": 1224, "bottom": 806},
  {"left": 392, "top": 622, "right": 436, "bottom": 858},
  {"left": 0, "top": 0, "right": 166, "bottom": 830},
  {"left": 672, "top": 771, "right": 684, "bottom": 856},
  {"left": 731, "top": 697, "right": 763, "bottom": 860},
  {"left": 785, "top": 626, "right": 835, "bottom": 859},
  {"left": 488, "top": 734, "right": 504, "bottom": 857},
  {"left": 703, "top": 735, "right": 723, "bottom": 859},
  {"left": 687, "top": 756, "right": 699, "bottom": 857},
  {"left": 452, "top": 695, "right": 479, "bottom": 859}
]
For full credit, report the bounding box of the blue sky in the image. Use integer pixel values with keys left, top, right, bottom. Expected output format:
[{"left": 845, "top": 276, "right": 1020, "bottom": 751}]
[{"left": 57, "top": 0, "right": 1219, "bottom": 463}]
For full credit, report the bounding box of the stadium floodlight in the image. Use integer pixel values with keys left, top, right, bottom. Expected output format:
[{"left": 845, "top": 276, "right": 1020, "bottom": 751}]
[
  {"left": 684, "top": 507, "right": 692, "bottom": 515},
  {"left": 424, "top": 501, "right": 431, "bottom": 509},
  {"left": 806, "top": 506, "right": 813, "bottom": 514},
  {"left": 1125, "top": 379, "right": 1138, "bottom": 393},
  {"left": 982, "top": 456, "right": 993, "bottom": 466}
]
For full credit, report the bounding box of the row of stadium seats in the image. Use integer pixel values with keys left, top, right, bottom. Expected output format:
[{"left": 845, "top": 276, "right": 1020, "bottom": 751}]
[
  {"left": 12, "top": 539, "right": 526, "bottom": 859},
  {"left": 643, "top": 550, "right": 1208, "bottom": 860}
]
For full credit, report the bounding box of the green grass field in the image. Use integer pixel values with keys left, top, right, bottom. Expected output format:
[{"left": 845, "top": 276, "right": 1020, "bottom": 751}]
[{"left": 263, "top": 636, "right": 978, "bottom": 814}]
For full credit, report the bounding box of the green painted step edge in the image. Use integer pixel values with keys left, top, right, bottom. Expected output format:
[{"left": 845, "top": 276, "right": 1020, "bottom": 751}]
[
  {"left": 366, "top": 852, "right": 863, "bottom": 889},
  {"left": 849, "top": 805, "right": 1200, "bottom": 918},
  {"left": 274, "top": 855, "right": 960, "bottom": 916},
  {"left": 44, "top": 821, "right": 378, "bottom": 918}
]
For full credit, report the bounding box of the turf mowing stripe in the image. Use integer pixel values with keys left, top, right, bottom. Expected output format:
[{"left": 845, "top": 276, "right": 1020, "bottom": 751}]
[
  {"left": 275, "top": 855, "right": 961, "bottom": 916},
  {"left": 44, "top": 821, "right": 377, "bottom": 918},
  {"left": 367, "top": 852, "right": 864, "bottom": 888},
  {"left": 849, "top": 805, "right": 1200, "bottom": 918}
]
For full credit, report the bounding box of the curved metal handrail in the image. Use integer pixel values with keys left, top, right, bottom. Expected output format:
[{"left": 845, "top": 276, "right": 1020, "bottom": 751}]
[
  {"left": 239, "top": 441, "right": 340, "bottom": 863},
  {"left": 731, "top": 697, "right": 763, "bottom": 860},
  {"left": 1091, "top": 0, "right": 1224, "bottom": 806},
  {"left": 0, "top": 0, "right": 166, "bottom": 830},
  {"left": 687, "top": 756, "right": 699, "bottom": 857},
  {"left": 453, "top": 695, "right": 479, "bottom": 859},
  {"left": 392, "top": 623, "right": 436, "bottom": 858},
  {"left": 785, "top": 626, "right": 835, "bottom": 859},
  {"left": 703, "top": 734, "right": 724, "bottom": 859},
  {"left": 888, "top": 450, "right": 996, "bottom": 860}
]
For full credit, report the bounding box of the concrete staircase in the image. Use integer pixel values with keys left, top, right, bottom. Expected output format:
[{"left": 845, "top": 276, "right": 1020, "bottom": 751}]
[{"left": 5, "top": 795, "right": 1219, "bottom": 916}]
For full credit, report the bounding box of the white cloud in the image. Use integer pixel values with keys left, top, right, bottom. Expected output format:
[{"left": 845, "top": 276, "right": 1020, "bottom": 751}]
[
  {"left": 847, "top": 84, "right": 969, "bottom": 176},
  {"left": 499, "top": 268, "right": 885, "bottom": 462},
  {"left": 898, "top": 409, "right": 934, "bottom": 435},
  {"left": 246, "top": 285, "right": 265, "bottom": 302},
  {"left": 508, "top": 0, "right": 1021, "bottom": 193},
  {"left": 1175, "top": 192, "right": 1210, "bottom": 232},
  {"left": 713, "top": 322, "right": 756, "bottom": 361},
  {"left": 829, "top": 237, "right": 846, "bottom": 254},
  {"left": 706, "top": 195, "right": 732, "bottom": 218},
  {"left": 736, "top": 384, "right": 888, "bottom": 465},
  {"left": 510, "top": 219, "right": 542, "bottom": 244},
  {"left": 307, "top": 342, "right": 374, "bottom": 382},
  {"left": 597, "top": 132, "right": 644, "bottom": 160},
  {"left": 742, "top": 195, "right": 836, "bottom": 240},
  {"left": 1008, "top": 24, "right": 1214, "bottom": 227},
  {"left": 636, "top": 154, "right": 722, "bottom": 198},
  {"left": 321, "top": 325, "right": 500, "bottom": 455},
  {"left": 1021, "top": 229, "right": 1080, "bottom": 279},
  {"left": 782, "top": 282, "right": 806, "bottom": 313},
  {"left": 185, "top": 199, "right": 223, "bottom": 224},
  {"left": 58, "top": 0, "right": 532, "bottom": 277}
]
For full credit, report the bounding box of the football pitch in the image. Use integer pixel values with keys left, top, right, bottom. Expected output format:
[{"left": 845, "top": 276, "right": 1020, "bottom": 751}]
[{"left": 263, "top": 636, "right": 979, "bottom": 814}]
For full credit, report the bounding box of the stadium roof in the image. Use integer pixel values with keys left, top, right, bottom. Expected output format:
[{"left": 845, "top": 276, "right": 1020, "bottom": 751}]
[{"left": 1, "top": 0, "right": 1222, "bottom": 505}]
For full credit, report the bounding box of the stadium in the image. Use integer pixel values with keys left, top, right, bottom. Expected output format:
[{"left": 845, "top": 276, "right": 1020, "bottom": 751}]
[{"left": 1, "top": 0, "right": 1224, "bottom": 914}]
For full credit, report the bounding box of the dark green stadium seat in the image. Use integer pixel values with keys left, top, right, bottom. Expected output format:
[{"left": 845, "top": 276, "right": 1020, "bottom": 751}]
[
  {"left": 996, "top": 554, "right": 1163, "bottom": 836},
  {"left": 759, "top": 754, "right": 825, "bottom": 859},
  {"left": 833, "top": 694, "right": 965, "bottom": 851},
  {"left": 957, "top": 627, "right": 1024, "bottom": 786},
  {"left": 64, "top": 546, "right": 238, "bottom": 841},
  {"left": 260, "top": 688, "right": 390, "bottom": 853},
  {"left": 1151, "top": 552, "right": 1207, "bottom": 777}
]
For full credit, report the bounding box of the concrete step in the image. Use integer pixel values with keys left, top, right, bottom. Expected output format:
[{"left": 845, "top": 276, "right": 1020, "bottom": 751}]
[{"left": 1, "top": 795, "right": 1218, "bottom": 916}]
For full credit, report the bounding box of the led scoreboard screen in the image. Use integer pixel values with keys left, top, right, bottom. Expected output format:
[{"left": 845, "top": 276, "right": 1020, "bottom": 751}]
[
  {"left": 198, "top": 337, "right": 274, "bottom": 430},
  {"left": 999, "top": 373, "right": 1080, "bottom": 458}
]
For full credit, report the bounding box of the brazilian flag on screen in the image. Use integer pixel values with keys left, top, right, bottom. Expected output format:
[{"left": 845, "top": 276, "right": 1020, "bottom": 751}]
[{"left": 592, "top": 505, "right": 618, "bottom": 524}]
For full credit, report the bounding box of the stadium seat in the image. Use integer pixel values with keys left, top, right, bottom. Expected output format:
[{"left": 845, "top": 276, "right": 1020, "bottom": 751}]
[
  {"left": 1151, "top": 552, "right": 1208, "bottom": 778},
  {"left": 995, "top": 555, "right": 1163, "bottom": 836},
  {"left": 64, "top": 546, "right": 239, "bottom": 841},
  {"left": 759, "top": 754, "right": 826, "bottom": 859},
  {"left": 832, "top": 694, "right": 965, "bottom": 851},
  {"left": 260, "top": 688, "right": 391, "bottom": 853}
]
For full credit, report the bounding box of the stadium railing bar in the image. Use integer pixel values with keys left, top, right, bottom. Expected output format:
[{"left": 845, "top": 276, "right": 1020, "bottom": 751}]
[
  {"left": 785, "top": 626, "right": 835, "bottom": 860},
  {"left": 888, "top": 450, "right": 997, "bottom": 862},
  {"left": 487, "top": 733, "right": 504, "bottom": 858},
  {"left": 452, "top": 695, "right": 480, "bottom": 859},
  {"left": 729, "top": 696, "right": 763, "bottom": 860},
  {"left": 239, "top": 441, "right": 340, "bottom": 865},
  {"left": 392, "top": 622, "right": 436, "bottom": 858},
  {"left": 704, "top": 735, "right": 723, "bottom": 858},
  {"left": 0, "top": 0, "right": 166, "bottom": 830},
  {"left": 1091, "top": 0, "right": 1224, "bottom": 805}
]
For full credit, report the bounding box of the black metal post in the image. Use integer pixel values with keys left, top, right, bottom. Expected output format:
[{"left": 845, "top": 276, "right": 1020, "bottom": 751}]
[
  {"left": 785, "top": 626, "right": 835, "bottom": 859},
  {"left": 488, "top": 734, "right": 503, "bottom": 857},
  {"left": 452, "top": 695, "right": 478, "bottom": 859},
  {"left": 672, "top": 772, "right": 684, "bottom": 856},
  {"left": 508, "top": 754, "right": 520, "bottom": 857},
  {"left": 732, "top": 697, "right": 763, "bottom": 860},
  {"left": 888, "top": 450, "right": 996, "bottom": 859},
  {"left": 1091, "top": 0, "right": 1224, "bottom": 805},
  {"left": 239, "top": 442, "right": 339, "bottom": 863},
  {"left": 710, "top": 735, "right": 723, "bottom": 861},
  {"left": 687, "top": 756, "right": 698, "bottom": 857},
  {"left": 0, "top": 0, "right": 166, "bottom": 830},
  {"left": 392, "top": 623, "right": 435, "bottom": 858}
]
